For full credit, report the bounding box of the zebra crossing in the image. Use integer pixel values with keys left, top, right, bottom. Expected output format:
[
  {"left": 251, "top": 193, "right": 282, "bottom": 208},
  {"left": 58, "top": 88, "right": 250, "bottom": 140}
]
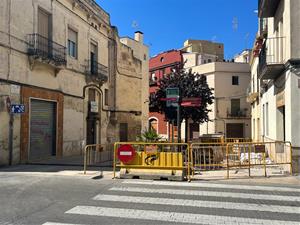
[{"left": 44, "top": 180, "right": 300, "bottom": 225}]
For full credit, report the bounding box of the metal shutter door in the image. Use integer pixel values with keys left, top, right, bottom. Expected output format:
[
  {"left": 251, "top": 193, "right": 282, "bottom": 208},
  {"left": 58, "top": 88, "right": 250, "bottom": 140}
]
[
  {"left": 29, "top": 100, "right": 56, "bottom": 160},
  {"left": 226, "top": 123, "right": 244, "bottom": 138}
]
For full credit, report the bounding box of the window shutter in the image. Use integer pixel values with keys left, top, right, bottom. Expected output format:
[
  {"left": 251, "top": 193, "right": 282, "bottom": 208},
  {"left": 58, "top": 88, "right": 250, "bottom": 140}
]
[{"left": 68, "top": 28, "right": 77, "bottom": 43}]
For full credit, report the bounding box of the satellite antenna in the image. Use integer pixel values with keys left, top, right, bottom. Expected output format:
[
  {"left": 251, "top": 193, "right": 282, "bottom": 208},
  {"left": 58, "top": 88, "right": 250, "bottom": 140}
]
[
  {"left": 244, "top": 33, "right": 250, "bottom": 49},
  {"left": 132, "top": 20, "right": 139, "bottom": 30},
  {"left": 232, "top": 17, "right": 238, "bottom": 31}
]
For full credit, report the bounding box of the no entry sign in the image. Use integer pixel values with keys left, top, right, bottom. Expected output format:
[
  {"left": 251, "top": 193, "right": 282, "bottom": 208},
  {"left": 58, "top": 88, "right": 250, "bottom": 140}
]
[{"left": 117, "top": 144, "right": 136, "bottom": 164}]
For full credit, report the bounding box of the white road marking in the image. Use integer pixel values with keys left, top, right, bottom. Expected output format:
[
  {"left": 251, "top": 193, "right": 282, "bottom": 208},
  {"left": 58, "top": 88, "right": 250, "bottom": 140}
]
[
  {"left": 43, "top": 223, "right": 85, "bottom": 225},
  {"left": 66, "top": 206, "right": 300, "bottom": 225},
  {"left": 93, "top": 194, "right": 300, "bottom": 214},
  {"left": 110, "top": 186, "right": 300, "bottom": 202},
  {"left": 122, "top": 180, "right": 300, "bottom": 193}
]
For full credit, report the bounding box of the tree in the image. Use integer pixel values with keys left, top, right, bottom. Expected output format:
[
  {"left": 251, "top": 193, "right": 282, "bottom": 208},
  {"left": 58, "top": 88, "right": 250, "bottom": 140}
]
[{"left": 149, "top": 66, "right": 214, "bottom": 141}]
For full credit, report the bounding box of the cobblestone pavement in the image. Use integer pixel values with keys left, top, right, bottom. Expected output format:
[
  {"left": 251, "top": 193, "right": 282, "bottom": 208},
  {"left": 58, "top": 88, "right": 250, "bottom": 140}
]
[{"left": 0, "top": 169, "right": 299, "bottom": 225}]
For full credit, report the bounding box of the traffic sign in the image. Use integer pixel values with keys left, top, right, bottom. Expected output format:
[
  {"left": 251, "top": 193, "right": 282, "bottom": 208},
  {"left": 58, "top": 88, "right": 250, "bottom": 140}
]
[
  {"left": 11, "top": 104, "right": 25, "bottom": 114},
  {"left": 181, "top": 98, "right": 201, "bottom": 107},
  {"left": 117, "top": 144, "right": 136, "bottom": 164},
  {"left": 166, "top": 87, "right": 179, "bottom": 107}
]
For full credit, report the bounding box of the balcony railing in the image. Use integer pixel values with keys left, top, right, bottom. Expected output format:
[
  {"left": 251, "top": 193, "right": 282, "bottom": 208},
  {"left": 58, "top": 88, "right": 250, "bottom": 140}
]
[
  {"left": 227, "top": 110, "right": 248, "bottom": 118},
  {"left": 246, "top": 84, "right": 259, "bottom": 103},
  {"left": 85, "top": 60, "right": 108, "bottom": 82},
  {"left": 27, "top": 33, "right": 66, "bottom": 66},
  {"left": 258, "top": 0, "right": 281, "bottom": 18},
  {"left": 259, "top": 18, "right": 268, "bottom": 38},
  {"left": 258, "top": 37, "right": 286, "bottom": 80}
]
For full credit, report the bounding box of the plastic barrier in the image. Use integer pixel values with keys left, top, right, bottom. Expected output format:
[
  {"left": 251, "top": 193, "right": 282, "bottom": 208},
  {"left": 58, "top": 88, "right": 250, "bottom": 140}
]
[{"left": 113, "top": 142, "right": 190, "bottom": 181}]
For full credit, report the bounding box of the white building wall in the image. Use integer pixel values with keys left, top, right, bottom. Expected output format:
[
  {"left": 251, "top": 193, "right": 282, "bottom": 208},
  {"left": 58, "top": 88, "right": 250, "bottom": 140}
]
[{"left": 191, "top": 62, "right": 251, "bottom": 138}]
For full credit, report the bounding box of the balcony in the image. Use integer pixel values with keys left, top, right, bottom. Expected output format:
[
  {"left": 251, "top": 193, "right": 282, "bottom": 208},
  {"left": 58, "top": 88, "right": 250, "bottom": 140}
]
[
  {"left": 85, "top": 60, "right": 108, "bottom": 83},
  {"left": 258, "top": 18, "right": 268, "bottom": 38},
  {"left": 258, "top": 0, "right": 281, "bottom": 18},
  {"left": 27, "top": 33, "right": 66, "bottom": 68},
  {"left": 258, "top": 37, "right": 286, "bottom": 80},
  {"left": 227, "top": 110, "right": 249, "bottom": 118},
  {"left": 246, "top": 85, "right": 259, "bottom": 103},
  {"left": 247, "top": 92, "right": 259, "bottom": 103}
]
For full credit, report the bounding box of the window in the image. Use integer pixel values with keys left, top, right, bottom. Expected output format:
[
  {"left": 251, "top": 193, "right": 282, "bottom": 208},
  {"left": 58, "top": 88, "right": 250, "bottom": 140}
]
[
  {"left": 208, "top": 59, "right": 212, "bottom": 63},
  {"left": 144, "top": 54, "right": 147, "bottom": 60},
  {"left": 68, "top": 28, "right": 77, "bottom": 58},
  {"left": 105, "top": 89, "right": 109, "bottom": 106},
  {"left": 231, "top": 99, "right": 240, "bottom": 116},
  {"left": 232, "top": 76, "right": 239, "bottom": 85},
  {"left": 160, "top": 57, "right": 164, "bottom": 62},
  {"left": 151, "top": 73, "right": 156, "bottom": 81}
]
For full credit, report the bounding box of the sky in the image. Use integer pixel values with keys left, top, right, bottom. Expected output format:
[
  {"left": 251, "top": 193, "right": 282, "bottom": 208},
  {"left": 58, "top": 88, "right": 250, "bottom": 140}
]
[{"left": 96, "top": 0, "right": 258, "bottom": 59}]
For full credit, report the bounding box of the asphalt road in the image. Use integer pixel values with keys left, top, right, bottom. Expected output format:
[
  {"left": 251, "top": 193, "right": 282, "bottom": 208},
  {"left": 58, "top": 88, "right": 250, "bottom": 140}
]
[{"left": 0, "top": 165, "right": 299, "bottom": 225}]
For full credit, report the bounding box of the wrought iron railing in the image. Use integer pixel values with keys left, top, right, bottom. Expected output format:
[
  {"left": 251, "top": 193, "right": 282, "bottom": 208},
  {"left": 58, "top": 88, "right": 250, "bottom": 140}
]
[
  {"left": 227, "top": 110, "right": 248, "bottom": 118},
  {"left": 258, "top": 37, "right": 285, "bottom": 75},
  {"left": 27, "top": 33, "right": 66, "bottom": 66},
  {"left": 86, "top": 60, "right": 108, "bottom": 82}
]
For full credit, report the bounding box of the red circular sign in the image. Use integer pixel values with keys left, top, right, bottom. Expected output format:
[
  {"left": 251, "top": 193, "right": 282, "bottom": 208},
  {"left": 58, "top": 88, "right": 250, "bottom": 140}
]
[{"left": 117, "top": 144, "right": 136, "bottom": 164}]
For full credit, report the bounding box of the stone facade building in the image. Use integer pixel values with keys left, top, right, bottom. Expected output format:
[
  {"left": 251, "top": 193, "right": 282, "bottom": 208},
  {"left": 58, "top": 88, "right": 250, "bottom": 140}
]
[
  {"left": 248, "top": 0, "right": 300, "bottom": 171},
  {"left": 0, "top": 0, "right": 148, "bottom": 165}
]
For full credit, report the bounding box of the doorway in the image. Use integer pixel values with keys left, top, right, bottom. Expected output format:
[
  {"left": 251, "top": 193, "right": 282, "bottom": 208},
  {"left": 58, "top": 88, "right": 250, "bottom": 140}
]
[
  {"left": 29, "top": 99, "right": 56, "bottom": 160},
  {"left": 226, "top": 123, "right": 244, "bottom": 138}
]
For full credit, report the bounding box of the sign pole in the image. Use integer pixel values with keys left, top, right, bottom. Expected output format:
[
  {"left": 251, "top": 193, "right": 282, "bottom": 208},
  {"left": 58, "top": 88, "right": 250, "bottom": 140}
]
[
  {"left": 177, "top": 103, "right": 181, "bottom": 143},
  {"left": 8, "top": 112, "right": 14, "bottom": 165},
  {"left": 172, "top": 120, "right": 174, "bottom": 143}
]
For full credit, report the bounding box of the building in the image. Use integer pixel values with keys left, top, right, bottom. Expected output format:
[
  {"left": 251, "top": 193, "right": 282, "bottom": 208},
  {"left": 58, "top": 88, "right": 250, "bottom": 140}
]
[
  {"left": 149, "top": 50, "right": 183, "bottom": 139},
  {"left": 0, "top": 0, "right": 148, "bottom": 166},
  {"left": 120, "top": 32, "right": 149, "bottom": 132},
  {"left": 248, "top": 0, "right": 300, "bottom": 171},
  {"left": 190, "top": 62, "right": 251, "bottom": 139},
  {"left": 148, "top": 40, "right": 251, "bottom": 140},
  {"left": 234, "top": 49, "right": 251, "bottom": 63},
  {"left": 248, "top": 43, "right": 261, "bottom": 142},
  {"left": 181, "top": 40, "right": 224, "bottom": 69}
]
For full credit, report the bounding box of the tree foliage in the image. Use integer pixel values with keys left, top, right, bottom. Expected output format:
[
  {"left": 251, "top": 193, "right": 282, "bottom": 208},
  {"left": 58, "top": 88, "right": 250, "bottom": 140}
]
[{"left": 149, "top": 66, "right": 214, "bottom": 124}]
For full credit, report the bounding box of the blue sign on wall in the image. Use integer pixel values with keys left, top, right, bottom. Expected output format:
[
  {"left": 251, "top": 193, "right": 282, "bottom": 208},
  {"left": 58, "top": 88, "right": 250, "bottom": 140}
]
[{"left": 11, "top": 104, "right": 25, "bottom": 114}]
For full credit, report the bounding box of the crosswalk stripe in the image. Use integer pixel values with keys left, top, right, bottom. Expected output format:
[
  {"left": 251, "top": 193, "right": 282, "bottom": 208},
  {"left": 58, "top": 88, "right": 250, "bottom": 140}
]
[
  {"left": 43, "top": 223, "right": 85, "bottom": 225},
  {"left": 122, "top": 180, "right": 300, "bottom": 193},
  {"left": 93, "top": 194, "right": 300, "bottom": 214},
  {"left": 110, "top": 186, "right": 300, "bottom": 202},
  {"left": 66, "top": 206, "right": 300, "bottom": 225}
]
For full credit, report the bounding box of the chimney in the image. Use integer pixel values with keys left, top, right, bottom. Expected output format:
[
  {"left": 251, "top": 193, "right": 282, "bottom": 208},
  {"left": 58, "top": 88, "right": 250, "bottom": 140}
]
[{"left": 134, "top": 31, "right": 144, "bottom": 44}]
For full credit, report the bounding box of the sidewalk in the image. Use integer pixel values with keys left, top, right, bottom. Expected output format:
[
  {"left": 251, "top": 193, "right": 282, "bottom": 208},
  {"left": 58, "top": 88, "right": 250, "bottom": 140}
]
[{"left": 0, "top": 164, "right": 114, "bottom": 179}]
